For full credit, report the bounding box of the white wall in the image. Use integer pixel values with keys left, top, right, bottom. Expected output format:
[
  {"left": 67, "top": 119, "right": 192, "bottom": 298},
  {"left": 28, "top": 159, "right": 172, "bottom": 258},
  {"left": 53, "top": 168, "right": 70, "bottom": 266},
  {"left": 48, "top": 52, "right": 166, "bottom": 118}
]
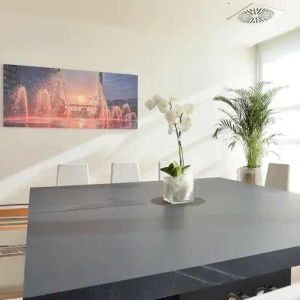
[{"left": 0, "top": 11, "right": 255, "bottom": 204}]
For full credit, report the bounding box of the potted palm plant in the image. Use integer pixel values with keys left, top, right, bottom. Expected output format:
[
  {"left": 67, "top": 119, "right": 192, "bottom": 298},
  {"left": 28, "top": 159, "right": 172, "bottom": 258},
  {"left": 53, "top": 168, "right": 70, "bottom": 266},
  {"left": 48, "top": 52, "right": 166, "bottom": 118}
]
[
  {"left": 213, "top": 82, "right": 283, "bottom": 185},
  {"left": 145, "top": 95, "right": 194, "bottom": 203}
]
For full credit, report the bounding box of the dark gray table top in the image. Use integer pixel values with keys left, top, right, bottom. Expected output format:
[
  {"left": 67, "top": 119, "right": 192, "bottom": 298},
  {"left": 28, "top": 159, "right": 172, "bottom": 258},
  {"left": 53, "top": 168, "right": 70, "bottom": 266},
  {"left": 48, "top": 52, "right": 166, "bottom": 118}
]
[{"left": 24, "top": 178, "right": 300, "bottom": 299}]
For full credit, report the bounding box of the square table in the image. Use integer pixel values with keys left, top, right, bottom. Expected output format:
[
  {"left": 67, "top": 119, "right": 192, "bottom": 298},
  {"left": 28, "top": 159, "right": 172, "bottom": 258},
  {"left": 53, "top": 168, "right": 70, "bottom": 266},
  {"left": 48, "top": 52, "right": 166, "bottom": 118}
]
[{"left": 24, "top": 178, "right": 300, "bottom": 299}]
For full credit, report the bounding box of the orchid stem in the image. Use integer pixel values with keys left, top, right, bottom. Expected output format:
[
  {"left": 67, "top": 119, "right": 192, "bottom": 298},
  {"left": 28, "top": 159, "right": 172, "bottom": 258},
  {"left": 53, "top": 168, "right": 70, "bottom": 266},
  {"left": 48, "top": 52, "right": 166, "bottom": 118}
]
[{"left": 174, "top": 123, "right": 184, "bottom": 168}]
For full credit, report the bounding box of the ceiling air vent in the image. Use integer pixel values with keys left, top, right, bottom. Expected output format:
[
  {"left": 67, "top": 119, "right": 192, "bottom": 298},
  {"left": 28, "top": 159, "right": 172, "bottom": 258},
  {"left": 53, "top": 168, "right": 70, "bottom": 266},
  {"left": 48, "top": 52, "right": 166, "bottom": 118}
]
[{"left": 227, "top": 3, "right": 283, "bottom": 24}]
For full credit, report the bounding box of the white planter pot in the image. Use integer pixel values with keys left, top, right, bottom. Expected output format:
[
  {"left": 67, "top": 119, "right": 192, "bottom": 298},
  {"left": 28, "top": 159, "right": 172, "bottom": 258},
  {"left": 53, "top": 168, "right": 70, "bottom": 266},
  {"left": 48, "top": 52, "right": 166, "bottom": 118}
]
[
  {"left": 237, "top": 166, "right": 262, "bottom": 185},
  {"left": 163, "top": 172, "right": 194, "bottom": 204}
]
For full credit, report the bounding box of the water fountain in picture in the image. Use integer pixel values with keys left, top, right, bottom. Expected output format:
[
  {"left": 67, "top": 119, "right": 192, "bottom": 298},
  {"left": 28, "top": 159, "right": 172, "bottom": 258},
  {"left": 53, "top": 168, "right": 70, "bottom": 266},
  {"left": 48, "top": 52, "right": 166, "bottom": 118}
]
[
  {"left": 11, "top": 86, "right": 29, "bottom": 125},
  {"left": 97, "top": 80, "right": 111, "bottom": 129},
  {"left": 64, "top": 73, "right": 137, "bottom": 129},
  {"left": 35, "top": 89, "right": 51, "bottom": 119},
  {"left": 4, "top": 67, "right": 137, "bottom": 129},
  {"left": 121, "top": 103, "right": 137, "bottom": 128},
  {"left": 110, "top": 106, "right": 123, "bottom": 128}
]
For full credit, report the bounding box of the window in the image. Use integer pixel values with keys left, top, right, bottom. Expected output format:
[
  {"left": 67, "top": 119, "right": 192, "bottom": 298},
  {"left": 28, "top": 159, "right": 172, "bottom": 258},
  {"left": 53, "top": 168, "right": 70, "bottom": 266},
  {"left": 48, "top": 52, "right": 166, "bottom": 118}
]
[{"left": 257, "top": 29, "right": 300, "bottom": 192}]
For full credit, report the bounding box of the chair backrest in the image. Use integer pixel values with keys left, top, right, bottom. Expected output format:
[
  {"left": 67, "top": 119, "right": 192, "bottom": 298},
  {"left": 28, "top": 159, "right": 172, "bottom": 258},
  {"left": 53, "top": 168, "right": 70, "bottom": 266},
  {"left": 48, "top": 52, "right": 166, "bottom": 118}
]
[
  {"left": 265, "top": 163, "right": 290, "bottom": 191},
  {"left": 111, "top": 162, "right": 140, "bottom": 184},
  {"left": 56, "top": 163, "right": 89, "bottom": 186},
  {"left": 158, "top": 161, "right": 170, "bottom": 181}
]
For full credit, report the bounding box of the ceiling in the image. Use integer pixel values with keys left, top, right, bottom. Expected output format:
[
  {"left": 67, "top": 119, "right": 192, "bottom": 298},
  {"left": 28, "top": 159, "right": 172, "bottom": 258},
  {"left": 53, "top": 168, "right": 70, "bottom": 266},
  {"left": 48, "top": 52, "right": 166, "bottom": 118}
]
[{"left": 1, "top": 0, "right": 300, "bottom": 46}]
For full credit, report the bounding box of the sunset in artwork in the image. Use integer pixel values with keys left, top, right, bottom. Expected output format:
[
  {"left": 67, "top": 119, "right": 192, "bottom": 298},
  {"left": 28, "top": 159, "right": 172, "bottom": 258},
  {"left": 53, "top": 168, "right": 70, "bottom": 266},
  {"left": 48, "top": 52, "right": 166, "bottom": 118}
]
[{"left": 3, "top": 65, "right": 138, "bottom": 129}]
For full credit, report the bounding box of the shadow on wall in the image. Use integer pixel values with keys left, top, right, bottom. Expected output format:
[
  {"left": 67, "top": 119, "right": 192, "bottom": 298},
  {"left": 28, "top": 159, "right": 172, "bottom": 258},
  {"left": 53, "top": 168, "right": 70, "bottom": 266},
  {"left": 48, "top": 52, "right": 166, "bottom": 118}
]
[
  {"left": 0, "top": 84, "right": 235, "bottom": 204},
  {"left": 0, "top": 129, "right": 137, "bottom": 204}
]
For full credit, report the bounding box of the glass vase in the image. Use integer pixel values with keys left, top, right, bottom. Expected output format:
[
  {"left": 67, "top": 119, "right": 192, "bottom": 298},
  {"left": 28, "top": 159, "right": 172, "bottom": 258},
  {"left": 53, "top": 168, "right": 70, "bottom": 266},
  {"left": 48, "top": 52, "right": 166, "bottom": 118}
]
[
  {"left": 237, "top": 166, "right": 262, "bottom": 185},
  {"left": 163, "top": 172, "right": 194, "bottom": 204}
]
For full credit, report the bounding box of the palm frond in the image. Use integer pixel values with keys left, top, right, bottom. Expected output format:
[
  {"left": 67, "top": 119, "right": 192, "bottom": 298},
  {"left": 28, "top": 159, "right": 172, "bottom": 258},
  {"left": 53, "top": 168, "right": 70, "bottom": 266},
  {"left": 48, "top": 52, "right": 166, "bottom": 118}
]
[
  {"left": 213, "top": 82, "right": 285, "bottom": 168},
  {"left": 227, "top": 88, "right": 249, "bottom": 99},
  {"left": 212, "top": 127, "right": 223, "bottom": 139},
  {"left": 228, "top": 141, "right": 237, "bottom": 150},
  {"left": 264, "top": 86, "right": 285, "bottom": 102},
  {"left": 213, "top": 96, "right": 238, "bottom": 112},
  {"left": 249, "top": 82, "right": 265, "bottom": 96}
]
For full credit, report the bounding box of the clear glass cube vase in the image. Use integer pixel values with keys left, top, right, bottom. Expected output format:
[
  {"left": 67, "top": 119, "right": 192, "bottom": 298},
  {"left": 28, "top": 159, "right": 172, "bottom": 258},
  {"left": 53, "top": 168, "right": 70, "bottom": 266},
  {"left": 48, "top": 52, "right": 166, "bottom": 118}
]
[
  {"left": 237, "top": 166, "right": 262, "bottom": 185},
  {"left": 163, "top": 172, "right": 194, "bottom": 204}
]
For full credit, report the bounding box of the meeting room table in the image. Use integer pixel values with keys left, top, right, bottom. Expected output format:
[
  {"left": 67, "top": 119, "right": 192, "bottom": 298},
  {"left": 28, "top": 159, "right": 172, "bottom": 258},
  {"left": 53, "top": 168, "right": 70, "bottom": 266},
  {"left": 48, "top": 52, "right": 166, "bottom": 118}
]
[{"left": 23, "top": 178, "right": 300, "bottom": 299}]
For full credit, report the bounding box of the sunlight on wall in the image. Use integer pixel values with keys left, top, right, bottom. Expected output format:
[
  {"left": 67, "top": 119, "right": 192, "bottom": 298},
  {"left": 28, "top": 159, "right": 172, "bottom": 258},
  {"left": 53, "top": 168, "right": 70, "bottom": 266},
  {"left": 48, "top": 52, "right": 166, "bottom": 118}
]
[
  {"left": 0, "top": 11, "right": 254, "bottom": 204},
  {"left": 0, "top": 85, "right": 234, "bottom": 204}
]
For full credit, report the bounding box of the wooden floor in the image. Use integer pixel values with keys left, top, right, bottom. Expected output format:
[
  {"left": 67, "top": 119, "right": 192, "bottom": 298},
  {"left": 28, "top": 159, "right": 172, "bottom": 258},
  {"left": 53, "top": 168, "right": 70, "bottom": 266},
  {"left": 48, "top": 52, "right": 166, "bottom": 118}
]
[
  {"left": 0, "top": 253, "right": 24, "bottom": 300},
  {"left": 0, "top": 291, "right": 23, "bottom": 300},
  {"left": 0, "top": 206, "right": 27, "bottom": 300},
  {"left": 0, "top": 206, "right": 28, "bottom": 231},
  {"left": 0, "top": 208, "right": 28, "bottom": 218}
]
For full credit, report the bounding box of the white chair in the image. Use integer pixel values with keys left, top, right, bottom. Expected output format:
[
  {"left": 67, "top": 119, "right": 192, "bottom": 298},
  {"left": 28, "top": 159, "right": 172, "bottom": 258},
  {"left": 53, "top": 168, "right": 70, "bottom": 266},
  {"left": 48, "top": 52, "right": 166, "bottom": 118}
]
[
  {"left": 56, "top": 163, "right": 89, "bottom": 186},
  {"left": 111, "top": 162, "right": 140, "bottom": 184},
  {"left": 265, "top": 163, "right": 290, "bottom": 191}
]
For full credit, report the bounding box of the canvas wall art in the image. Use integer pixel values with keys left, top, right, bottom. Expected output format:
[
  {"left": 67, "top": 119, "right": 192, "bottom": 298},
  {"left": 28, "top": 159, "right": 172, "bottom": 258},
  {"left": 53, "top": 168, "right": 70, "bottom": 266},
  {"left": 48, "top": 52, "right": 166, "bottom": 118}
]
[{"left": 3, "top": 64, "right": 138, "bottom": 129}]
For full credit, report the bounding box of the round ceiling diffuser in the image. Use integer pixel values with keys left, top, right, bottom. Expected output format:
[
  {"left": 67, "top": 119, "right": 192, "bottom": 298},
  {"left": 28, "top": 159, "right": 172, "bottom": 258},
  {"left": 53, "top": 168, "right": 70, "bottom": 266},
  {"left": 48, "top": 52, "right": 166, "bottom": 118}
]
[{"left": 237, "top": 7, "right": 275, "bottom": 24}]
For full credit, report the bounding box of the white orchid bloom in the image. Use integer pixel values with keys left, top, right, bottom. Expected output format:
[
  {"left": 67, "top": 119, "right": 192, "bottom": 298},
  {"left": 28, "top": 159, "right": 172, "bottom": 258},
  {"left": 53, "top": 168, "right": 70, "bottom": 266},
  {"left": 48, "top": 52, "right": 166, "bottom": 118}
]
[
  {"left": 165, "top": 111, "right": 177, "bottom": 123},
  {"left": 173, "top": 104, "right": 184, "bottom": 117},
  {"left": 157, "top": 98, "right": 169, "bottom": 113},
  {"left": 152, "top": 94, "right": 164, "bottom": 105},
  {"left": 181, "top": 116, "right": 192, "bottom": 132},
  {"left": 184, "top": 103, "right": 194, "bottom": 115},
  {"left": 145, "top": 98, "right": 156, "bottom": 110},
  {"left": 169, "top": 96, "right": 178, "bottom": 102}
]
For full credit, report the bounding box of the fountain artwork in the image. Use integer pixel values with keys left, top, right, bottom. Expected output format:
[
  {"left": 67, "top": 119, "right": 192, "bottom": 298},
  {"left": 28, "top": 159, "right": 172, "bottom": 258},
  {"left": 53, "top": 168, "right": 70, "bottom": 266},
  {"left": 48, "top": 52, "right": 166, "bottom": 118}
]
[{"left": 3, "top": 64, "right": 138, "bottom": 129}]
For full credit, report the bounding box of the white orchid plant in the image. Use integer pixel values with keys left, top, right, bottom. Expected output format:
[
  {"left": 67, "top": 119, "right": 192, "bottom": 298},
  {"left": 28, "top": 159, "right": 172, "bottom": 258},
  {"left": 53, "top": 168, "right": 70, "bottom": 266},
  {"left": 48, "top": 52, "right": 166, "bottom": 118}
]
[{"left": 145, "top": 95, "right": 193, "bottom": 177}]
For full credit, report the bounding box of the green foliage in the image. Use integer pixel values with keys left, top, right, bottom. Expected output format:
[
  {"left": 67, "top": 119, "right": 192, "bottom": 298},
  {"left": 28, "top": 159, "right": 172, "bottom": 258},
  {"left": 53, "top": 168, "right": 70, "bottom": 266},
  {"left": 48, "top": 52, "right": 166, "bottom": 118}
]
[
  {"left": 213, "top": 82, "right": 283, "bottom": 168},
  {"left": 160, "top": 161, "right": 190, "bottom": 177}
]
